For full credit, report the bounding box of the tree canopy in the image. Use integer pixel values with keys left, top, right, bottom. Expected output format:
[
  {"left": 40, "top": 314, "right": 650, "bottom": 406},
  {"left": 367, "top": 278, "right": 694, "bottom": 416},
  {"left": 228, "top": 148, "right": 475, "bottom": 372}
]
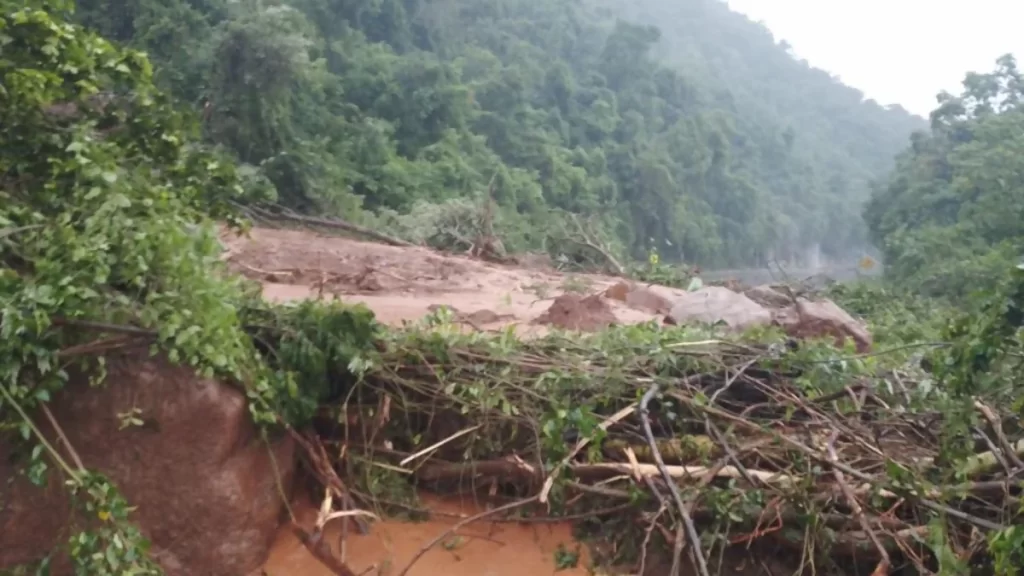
[
  {"left": 6, "top": 2, "right": 1024, "bottom": 574},
  {"left": 69, "top": 0, "right": 925, "bottom": 268},
  {"left": 864, "top": 55, "right": 1024, "bottom": 298}
]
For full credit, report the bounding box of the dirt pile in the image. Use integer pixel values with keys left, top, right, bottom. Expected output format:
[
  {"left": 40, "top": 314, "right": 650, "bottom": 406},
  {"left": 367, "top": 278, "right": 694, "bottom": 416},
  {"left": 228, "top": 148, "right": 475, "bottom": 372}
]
[
  {"left": 533, "top": 293, "right": 618, "bottom": 331},
  {"left": 775, "top": 297, "right": 874, "bottom": 353},
  {"left": 223, "top": 226, "right": 660, "bottom": 333},
  {"left": 221, "top": 226, "right": 480, "bottom": 295},
  {"left": 604, "top": 281, "right": 675, "bottom": 314},
  {"left": 0, "top": 352, "right": 293, "bottom": 576}
]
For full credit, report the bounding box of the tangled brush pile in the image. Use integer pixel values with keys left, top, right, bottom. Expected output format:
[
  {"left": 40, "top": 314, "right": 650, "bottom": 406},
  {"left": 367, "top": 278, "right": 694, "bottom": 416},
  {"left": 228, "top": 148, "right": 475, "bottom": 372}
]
[{"left": 256, "top": 305, "right": 1022, "bottom": 576}]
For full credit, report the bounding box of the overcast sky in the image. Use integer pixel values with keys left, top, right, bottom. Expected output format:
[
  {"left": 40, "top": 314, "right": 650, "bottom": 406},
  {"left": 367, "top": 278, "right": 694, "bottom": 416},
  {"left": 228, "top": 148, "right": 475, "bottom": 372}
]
[{"left": 725, "top": 0, "right": 1024, "bottom": 117}]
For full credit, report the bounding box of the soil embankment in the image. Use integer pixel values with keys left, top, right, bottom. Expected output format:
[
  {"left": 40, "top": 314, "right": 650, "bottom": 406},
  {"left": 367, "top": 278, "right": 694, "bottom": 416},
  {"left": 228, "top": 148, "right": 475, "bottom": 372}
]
[{"left": 222, "top": 226, "right": 667, "bottom": 333}]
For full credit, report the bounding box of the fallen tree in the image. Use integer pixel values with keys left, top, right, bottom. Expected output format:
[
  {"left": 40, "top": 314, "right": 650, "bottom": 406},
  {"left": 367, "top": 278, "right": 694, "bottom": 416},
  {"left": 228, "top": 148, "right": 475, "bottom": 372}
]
[
  {"left": 247, "top": 297, "right": 1024, "bottom": 576},
  {"left": 5, "top": 3, "right": 1024, "bottom": 576}
]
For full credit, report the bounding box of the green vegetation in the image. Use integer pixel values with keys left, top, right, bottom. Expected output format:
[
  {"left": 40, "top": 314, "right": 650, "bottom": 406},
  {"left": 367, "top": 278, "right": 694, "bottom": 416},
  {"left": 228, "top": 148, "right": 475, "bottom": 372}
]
[
  {"left": 1, "top": 2, "right": 244, "bottom": 572},
  {"left": 69, "top": 0, "right": 924, "bottom": 267},
  {"left": 865, "top": 55, "right": 1024, "bottom": 299},
  {"left": 4, "top": 0, "right": 1024, "bottom": 575},
  {"left": 0, "top": 3, "right": 371, "bottom": 571}
]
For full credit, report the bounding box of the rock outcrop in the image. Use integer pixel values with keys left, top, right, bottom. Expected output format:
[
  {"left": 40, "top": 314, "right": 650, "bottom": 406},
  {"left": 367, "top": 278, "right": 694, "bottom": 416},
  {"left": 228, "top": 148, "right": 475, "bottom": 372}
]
[
  {"left": 664, "top": 286, "right": 774, "bottom": 330},
  {"left": 743, "top": 284, "right": 795, "bottom": 309},
  {"left": 774, "top": 298, "right": 873, "bottom": 353},
  {"left": 604, "top": 281, "right": 675, "bottom": 315},
  {"left": 0, "top": 350, "right": 294, "bottom": 576},
  {"left": 660, "top": 283, "right": 872, "bottom": 353}
]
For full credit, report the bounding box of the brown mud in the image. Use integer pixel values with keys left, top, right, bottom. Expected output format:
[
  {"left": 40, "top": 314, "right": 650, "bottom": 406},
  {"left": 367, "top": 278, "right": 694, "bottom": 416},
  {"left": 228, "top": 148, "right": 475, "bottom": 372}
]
[
  {"left": 223, "top": 226, "right": 671, "bottom": 335},
  {"left": 262, "top": 494, "right": 590, "bottom": 576},
  {"left": 220, "top": 226, "right": 647, "bottom": 574},
  {"left": 224, "top": 226, "right": 827, "bottom": 576}
]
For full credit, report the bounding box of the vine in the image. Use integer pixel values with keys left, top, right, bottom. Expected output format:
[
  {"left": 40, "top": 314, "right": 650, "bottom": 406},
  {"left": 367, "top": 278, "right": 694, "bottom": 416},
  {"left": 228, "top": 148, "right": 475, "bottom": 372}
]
[{"left": 0, "top": 2, "right": 363, "bottom": 572}]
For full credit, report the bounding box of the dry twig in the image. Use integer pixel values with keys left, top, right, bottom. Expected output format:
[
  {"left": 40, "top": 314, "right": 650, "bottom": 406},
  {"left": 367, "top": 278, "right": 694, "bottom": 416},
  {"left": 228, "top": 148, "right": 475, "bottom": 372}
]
[
  {"left": 826, "top": 431, "right": 890, "bottom": 574},
  {"left": 640, "top": 384, "right": 710, "bottom": 576},
  {"left": 396, "top": 496, "right": 539, "bottom": 576}
]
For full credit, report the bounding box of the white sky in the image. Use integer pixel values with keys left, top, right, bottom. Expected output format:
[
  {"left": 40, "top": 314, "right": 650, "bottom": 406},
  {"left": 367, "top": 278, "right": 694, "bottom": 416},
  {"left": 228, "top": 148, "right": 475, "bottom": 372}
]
[{"left": 726, "top": 0, "right": 1024, "bottom": 116}]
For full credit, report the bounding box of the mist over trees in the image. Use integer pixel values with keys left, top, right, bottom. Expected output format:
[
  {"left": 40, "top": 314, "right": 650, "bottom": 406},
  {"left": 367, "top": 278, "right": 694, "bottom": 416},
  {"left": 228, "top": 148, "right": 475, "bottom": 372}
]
[
  {"left": 865, "top": 55, "right": 1024, "bottom": 299},
  {"left": 71, "top": 0, "right": 926, "bottom": 268},
  {"left": 6, "top": 3, "right": 1024, "bottom": 573}
]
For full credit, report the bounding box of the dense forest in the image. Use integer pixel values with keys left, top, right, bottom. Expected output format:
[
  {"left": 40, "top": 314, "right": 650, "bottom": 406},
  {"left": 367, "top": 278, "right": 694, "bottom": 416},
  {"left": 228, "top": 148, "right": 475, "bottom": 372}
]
[
  {"left": 864, "top": 55, "right": 1024, "bottom": 299},
  {"left": 68, "top": 0, "right": 924, "bottom": 268},
  {"left": 5, "top": 1, "right": 1024, "bottom": 573}
]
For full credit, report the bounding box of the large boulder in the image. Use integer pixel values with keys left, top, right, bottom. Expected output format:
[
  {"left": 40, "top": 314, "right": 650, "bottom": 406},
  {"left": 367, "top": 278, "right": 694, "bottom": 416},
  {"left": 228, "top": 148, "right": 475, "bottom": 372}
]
[
  {"left": 604, "top": 281, "right": 675, "bottom": 314},
  {"left": 664, "top": 286, "right": 773, "bottom": 330},
  {"left": 774, "top": 298, "right": 873, "bottom": 353},
  {"left": 0, "top": 350, "right": 294, "bottom": 576},
  {"left": 743, "top": 284, "right": 793, "bottom": 309}
]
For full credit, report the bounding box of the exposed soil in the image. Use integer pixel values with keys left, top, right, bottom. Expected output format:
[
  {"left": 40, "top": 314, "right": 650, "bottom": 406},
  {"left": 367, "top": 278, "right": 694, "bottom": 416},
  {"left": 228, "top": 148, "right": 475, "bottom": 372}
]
[
  {"left": 223, "top": 226, "right": 874, "bottom": 576},
  {"left": 221, "top": 227, "right": 666, "bottom": 335},
  {"left": 533, "top": 293, "right": 619, "bottom": 332},
  {"left": 219, "top": 225, "right": 691, "bottom": 575}
]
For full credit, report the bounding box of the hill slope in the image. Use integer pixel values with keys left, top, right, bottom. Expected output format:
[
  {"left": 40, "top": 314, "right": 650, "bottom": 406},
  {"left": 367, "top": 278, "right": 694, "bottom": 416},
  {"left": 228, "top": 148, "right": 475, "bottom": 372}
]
[
  {"left": 864, "top": 55, "right": 1024, "bottom": 298},
  {"left": 73, "top": 0, "right": 925, "bottom": 268}
]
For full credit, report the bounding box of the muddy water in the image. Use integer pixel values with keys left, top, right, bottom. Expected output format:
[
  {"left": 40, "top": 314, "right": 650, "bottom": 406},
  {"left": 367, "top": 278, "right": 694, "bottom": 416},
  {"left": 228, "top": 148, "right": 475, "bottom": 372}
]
[{"left": 261, "top": 493, "right": 591, "bottom": 576}]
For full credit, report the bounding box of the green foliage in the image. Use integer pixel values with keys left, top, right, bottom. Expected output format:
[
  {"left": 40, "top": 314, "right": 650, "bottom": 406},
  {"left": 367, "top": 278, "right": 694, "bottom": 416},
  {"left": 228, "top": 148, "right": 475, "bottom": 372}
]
[
  {"left": 592, "top": 0, "right": 925, "bottom": 258},
  {"left": 825, "top": 280, "right": 948, "bottom": 348},
  {"left": 0, "top": 2, "right": 377, "bottom": 571},
  {"left": 69, "top": 0, "right": 924, "bottom": 268},
  {"left": 242, "top": 298, "right": 382, "bottom": 424},
  {"left": 863, "top": 60, "right": 1024, "bottom": 574},
  {"left": 67, "top": 472, "right": 162, "bottom": 575},
  {"left": 928, "top": 263, "right": 1024, "bottom": 574},
  {"left": 934, "top": 264, "right": 1024, "bottom": 411},
  {"left": 0, "top": 1, "right": 240, "bottom": 569},
  {"left": 0, "top": 0, "right": 262, "bottom": 420},
  {"left": 865, "top": 55, "right": 1024, "bottom": 298},
  {"left": 627, "top": 247, "right": 699, "bottom": 289}
]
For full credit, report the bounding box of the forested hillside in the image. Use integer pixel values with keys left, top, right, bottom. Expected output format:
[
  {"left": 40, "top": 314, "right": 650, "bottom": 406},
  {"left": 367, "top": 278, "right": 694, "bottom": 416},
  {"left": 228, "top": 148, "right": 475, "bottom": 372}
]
[
  {"left": 72, "top": 0, "right": 924, "bottom": 267},
  {"left": 864, "top": 55, "right": 1024, "bottom": 299}
]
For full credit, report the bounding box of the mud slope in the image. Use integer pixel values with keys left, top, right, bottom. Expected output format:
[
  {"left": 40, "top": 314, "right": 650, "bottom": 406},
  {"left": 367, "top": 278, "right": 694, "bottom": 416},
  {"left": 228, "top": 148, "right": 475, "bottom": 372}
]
[
  {"left": 221, "top": 227, "right": 680, "bottom": 333},
  {"left": 226, "top": 227, "right": 617, "bottom": 575}
]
